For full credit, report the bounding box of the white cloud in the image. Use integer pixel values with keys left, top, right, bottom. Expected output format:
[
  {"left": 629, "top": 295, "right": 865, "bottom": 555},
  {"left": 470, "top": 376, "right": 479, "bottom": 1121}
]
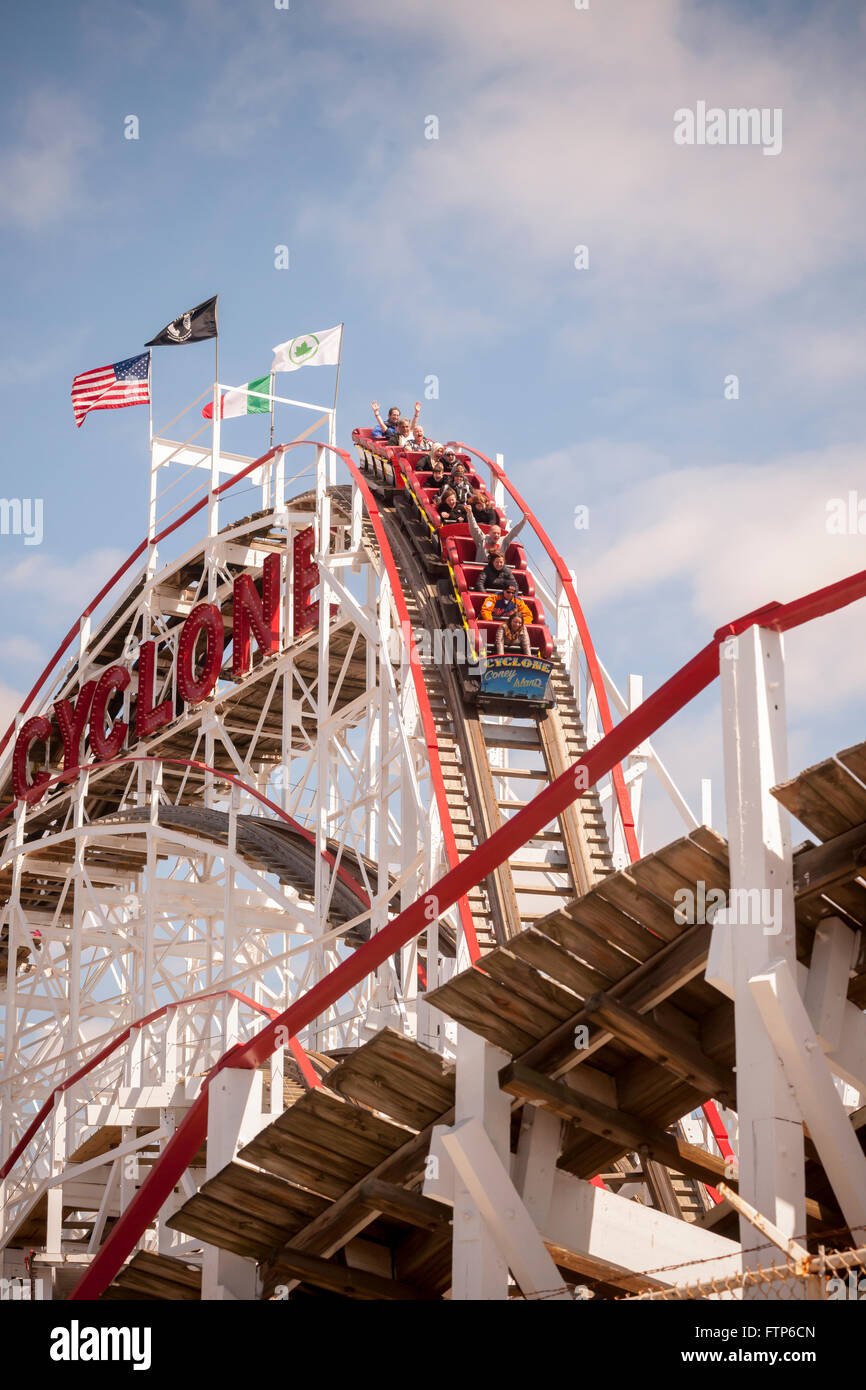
[
  {"left": 543, "top": 438, "right": 866, "bottom": 723},
  {"left": 779, "top": 326, "right": 866, "bottom": 386},
  {"left": 302, "top": 0, "right": 866, "bottom": 334},
  {"left": 6, "top": 549, "right": 127, "bottom": 618},
  {"left": 0, "top": 91, "right": 100, "bottom": 230},
  {"left": 570, "top": 446, "right": 865, "bottom": 620},
  {"left": 0, "top": 636, "right": 44, "bottom": 668},
  {"left": 0, "top": 679, "right": 24, "bottom": 735}
]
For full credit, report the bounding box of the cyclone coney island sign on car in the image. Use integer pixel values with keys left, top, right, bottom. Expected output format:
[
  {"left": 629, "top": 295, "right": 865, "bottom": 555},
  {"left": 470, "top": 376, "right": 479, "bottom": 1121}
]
[{"left": 11, "top": 542, "right": 319, "bottom": 807}]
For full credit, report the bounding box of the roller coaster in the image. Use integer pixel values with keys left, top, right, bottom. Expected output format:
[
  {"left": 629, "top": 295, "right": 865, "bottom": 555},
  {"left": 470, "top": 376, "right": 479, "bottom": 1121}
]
[{"left": 1, "top": 402, "right": 865, "bottom": 1303}]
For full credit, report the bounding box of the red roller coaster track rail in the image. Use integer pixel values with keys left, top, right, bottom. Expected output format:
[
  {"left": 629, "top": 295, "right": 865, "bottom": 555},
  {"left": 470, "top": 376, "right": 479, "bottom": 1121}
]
[
  {"left": 0, "top": 987, "right": 319, "bottom": 1184},
  {"left": 0, "top": 989, "right": 276, "bottom": 1186}
]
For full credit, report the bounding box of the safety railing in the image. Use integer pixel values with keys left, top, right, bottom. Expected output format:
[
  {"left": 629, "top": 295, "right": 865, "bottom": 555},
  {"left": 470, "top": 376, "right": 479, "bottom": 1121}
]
[{"left": 0, "top": 989, "right": 279, "bottom": 1245}]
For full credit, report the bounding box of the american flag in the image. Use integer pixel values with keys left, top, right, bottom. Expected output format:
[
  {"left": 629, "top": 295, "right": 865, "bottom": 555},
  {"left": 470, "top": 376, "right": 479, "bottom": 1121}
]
[{"left": 71, "top": 352, "right": 150, "bottom": 428}]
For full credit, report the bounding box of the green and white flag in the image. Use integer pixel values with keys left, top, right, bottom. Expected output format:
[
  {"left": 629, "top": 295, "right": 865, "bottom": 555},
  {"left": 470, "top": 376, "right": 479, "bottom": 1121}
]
[
  {"left": 271, "top": 325, "right": 342, "bottom": 373},
  {"left": 202, "top": 375, "right": 271, "bottom": 419}
]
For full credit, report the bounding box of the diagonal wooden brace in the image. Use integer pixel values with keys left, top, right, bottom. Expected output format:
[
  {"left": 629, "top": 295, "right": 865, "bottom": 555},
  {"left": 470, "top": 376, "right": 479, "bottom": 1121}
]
[
  {"left": 750, "top": 958, "right": 866, "bottom": 1238},
  {"left": 441, "top": 1117, "right": 573, "bottom": 1301}
]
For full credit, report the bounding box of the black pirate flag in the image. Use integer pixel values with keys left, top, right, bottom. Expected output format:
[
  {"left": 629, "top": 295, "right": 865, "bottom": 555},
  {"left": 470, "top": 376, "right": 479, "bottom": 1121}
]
[{"left": 145, "top": 296, "right": 218, "bottom": 347}]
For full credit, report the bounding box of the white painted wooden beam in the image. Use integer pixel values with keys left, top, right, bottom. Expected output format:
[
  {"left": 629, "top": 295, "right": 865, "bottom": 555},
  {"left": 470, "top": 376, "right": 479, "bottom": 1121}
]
[
  {"left": 512, "top": 1106, "right": 561, "bottom": 1231},
  {"left": 719, "top": 625, "right": 805, "bottom": 1258},
  {"left": 710, "top": 930, "right": 866, "bottom": 1092},
  {"left": 542, "top": 1167, "right": 743, "bottom": 1288},
  {"left": 442, "top": 1117, "right": 572, "bottom": 1301},
  {"left": 450, "top": 1031, "right": 510, "bottom": 1300},
  {"left": 750, "top": 959, "right": 866, "bottom": 1237},
  {"left": 804, "top": 916, "right": 858, "bottom": 1053},
  {"left": 202, "top": 1069, "right": 263, "bottom": 1300}
]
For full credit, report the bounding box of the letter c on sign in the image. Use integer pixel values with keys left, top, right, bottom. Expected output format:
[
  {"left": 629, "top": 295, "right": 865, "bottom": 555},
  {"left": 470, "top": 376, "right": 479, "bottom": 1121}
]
[
  {"left": 89, "top": 665, "right": 131, "bottom": 760},
  {"left": 177, "top": 603, "right": 224, "bottom": 704},
  {"left": 12, "top": 716, "right": 53, "bottom": 805}
]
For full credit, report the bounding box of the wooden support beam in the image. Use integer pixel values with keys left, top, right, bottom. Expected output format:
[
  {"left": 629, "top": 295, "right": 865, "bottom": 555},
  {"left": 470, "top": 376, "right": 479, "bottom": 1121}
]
[
  {"left": 269, "top": 1246, "right": 428, "bottom": 1300},
  {"left": 583, "top": 993, "right": 735, "bottom": 1103},
  {"left": 502, "top": 922, "right": 712, "bottom": 1083},
  {"left": 750, "top": 960, "right": 866, "bottom": 1237},
  {"left": 643, "top": 1160, "right": 684, "bottom": 1220},
  {"left": 442, "top": 1117, "right": 573, "bottom": 1301},
  {"left": 356, "top": 1179, "right": 451, "bottom": 1232},
  {"left": 541, "top": 1165, "right": 742, "bottom": 1291},
  {"left": 543, "top": 1241, "right": 666, "bottom": 1294},
  {"left": 501, "top": 1063, "right": 733, "bottom": 1191},
  {"left": 793, "top": 825, "right": 866, "bottom": 899},
  {"left": 804, "top": 916, "right": 858, "bottom": 1053},
  {"left": 718, "top": 625, "right": 806, "bottom": 1258},
  {"left": 262, "top": 1111, "right": 453, "bottom": 1291},
  {"left": 717, "top": 1182, "right": 810, "bottom": 1265}
]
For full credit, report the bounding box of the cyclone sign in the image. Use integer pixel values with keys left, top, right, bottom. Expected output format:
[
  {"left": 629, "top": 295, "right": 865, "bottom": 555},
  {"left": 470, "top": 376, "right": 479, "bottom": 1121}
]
[{"left": 481, "top": 655, "right": 553, "bottom": 701}]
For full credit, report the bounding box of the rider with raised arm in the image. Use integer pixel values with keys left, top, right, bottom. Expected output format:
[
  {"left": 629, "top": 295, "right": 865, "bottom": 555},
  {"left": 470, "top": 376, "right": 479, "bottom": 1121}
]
[
  {"left": 468, "top": 507, "right": 527, "bottom": 564},
  {"left": 371, "top": 400, "right": 421, "bottom": 439}
]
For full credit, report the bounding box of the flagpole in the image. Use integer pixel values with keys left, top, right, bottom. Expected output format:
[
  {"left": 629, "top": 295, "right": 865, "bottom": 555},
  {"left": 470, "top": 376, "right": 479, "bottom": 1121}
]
[
  {"left": 269, "top": 369, "right": 275, "bottom": 449},
  {"left": 210, "top": 312, "right": 220, "bottom": 555},
  {"left": 329, "top": 323, "right": 344, "bottom": 449},
  {"left": 146, "top": 350, "right": 156, "bottom": 556}
]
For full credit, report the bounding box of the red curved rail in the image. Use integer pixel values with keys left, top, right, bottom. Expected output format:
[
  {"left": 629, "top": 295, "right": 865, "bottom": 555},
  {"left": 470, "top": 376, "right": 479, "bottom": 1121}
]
[
  {"left": 66, "top": 558, "right": 866, "bottom": 1300},
  {"left": 0, "top": 989, "right": 275, "bottom": 1185},
  {"left": 701, "top": 1098, "right": 736, "bottom": 1205},
  {"left": 458, "top": 442, "right": 640, "bottom": 863}
]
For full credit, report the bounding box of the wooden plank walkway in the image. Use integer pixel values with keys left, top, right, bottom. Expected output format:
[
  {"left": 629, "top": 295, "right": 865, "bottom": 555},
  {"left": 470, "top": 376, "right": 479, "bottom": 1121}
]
[
  {"left": 163, "top": 1030, "right": 455, "bottom": 1301},
  {"left": 427, "top": 828, "right": 738, "bottom": 1192},
  {"left": 101, "top": 1250, "right": 202, "bottom": 1302},
  {"left": 773, "top": 737, "right": 866, "bottom": 1001}
]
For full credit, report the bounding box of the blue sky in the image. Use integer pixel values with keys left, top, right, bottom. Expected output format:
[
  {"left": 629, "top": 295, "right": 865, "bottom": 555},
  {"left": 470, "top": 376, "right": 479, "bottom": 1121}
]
[{"left": 1, "top": 0, "right": 865, "bottom": 844}]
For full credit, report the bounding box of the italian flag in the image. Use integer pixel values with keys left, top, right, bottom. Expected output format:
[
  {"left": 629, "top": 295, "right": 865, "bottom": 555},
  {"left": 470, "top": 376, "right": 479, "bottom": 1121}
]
[{"left": 202, "top": 375, "right": 271, "bottom": 420}]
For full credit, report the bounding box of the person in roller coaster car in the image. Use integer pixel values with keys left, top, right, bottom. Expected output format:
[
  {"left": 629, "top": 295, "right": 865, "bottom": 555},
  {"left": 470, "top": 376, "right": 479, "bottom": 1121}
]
[
  {"left": 476, "top": 550, "right": 515, "bottom": 592},
  {"left": 411, "top": 423, "right": 435, "bottom": 451},
  {"left": 437, "top": 460, "right": 471, "bottom": 505},
  {"left": 422, "top": 447, "right": 447, "bottom": 475},
  {"left": 428, "top": 456, "right": 447, "bottom": 487},
  {"left": 437, "top": 487, "right": 469, "bottom": 524},
  {"left": 440, "top": 446, "right": 460, "bottom": 476},
  {"left": 468, "top": 488, "right": 498, "bottom": 527},
  {"left": 371, "top": 399, "right": 421, "bottom": 441},
  {"left": 481, "top": 584, "right": 533, "bottom": 656},
  {"left": 467, "top": 509, "right": 528, "bottom": 564},
  {"left": 496, "top": 611, "right": 532, "bottom": 657},
  {"left": 384, "top": 417, "right": 415, "bottom": 448}
]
